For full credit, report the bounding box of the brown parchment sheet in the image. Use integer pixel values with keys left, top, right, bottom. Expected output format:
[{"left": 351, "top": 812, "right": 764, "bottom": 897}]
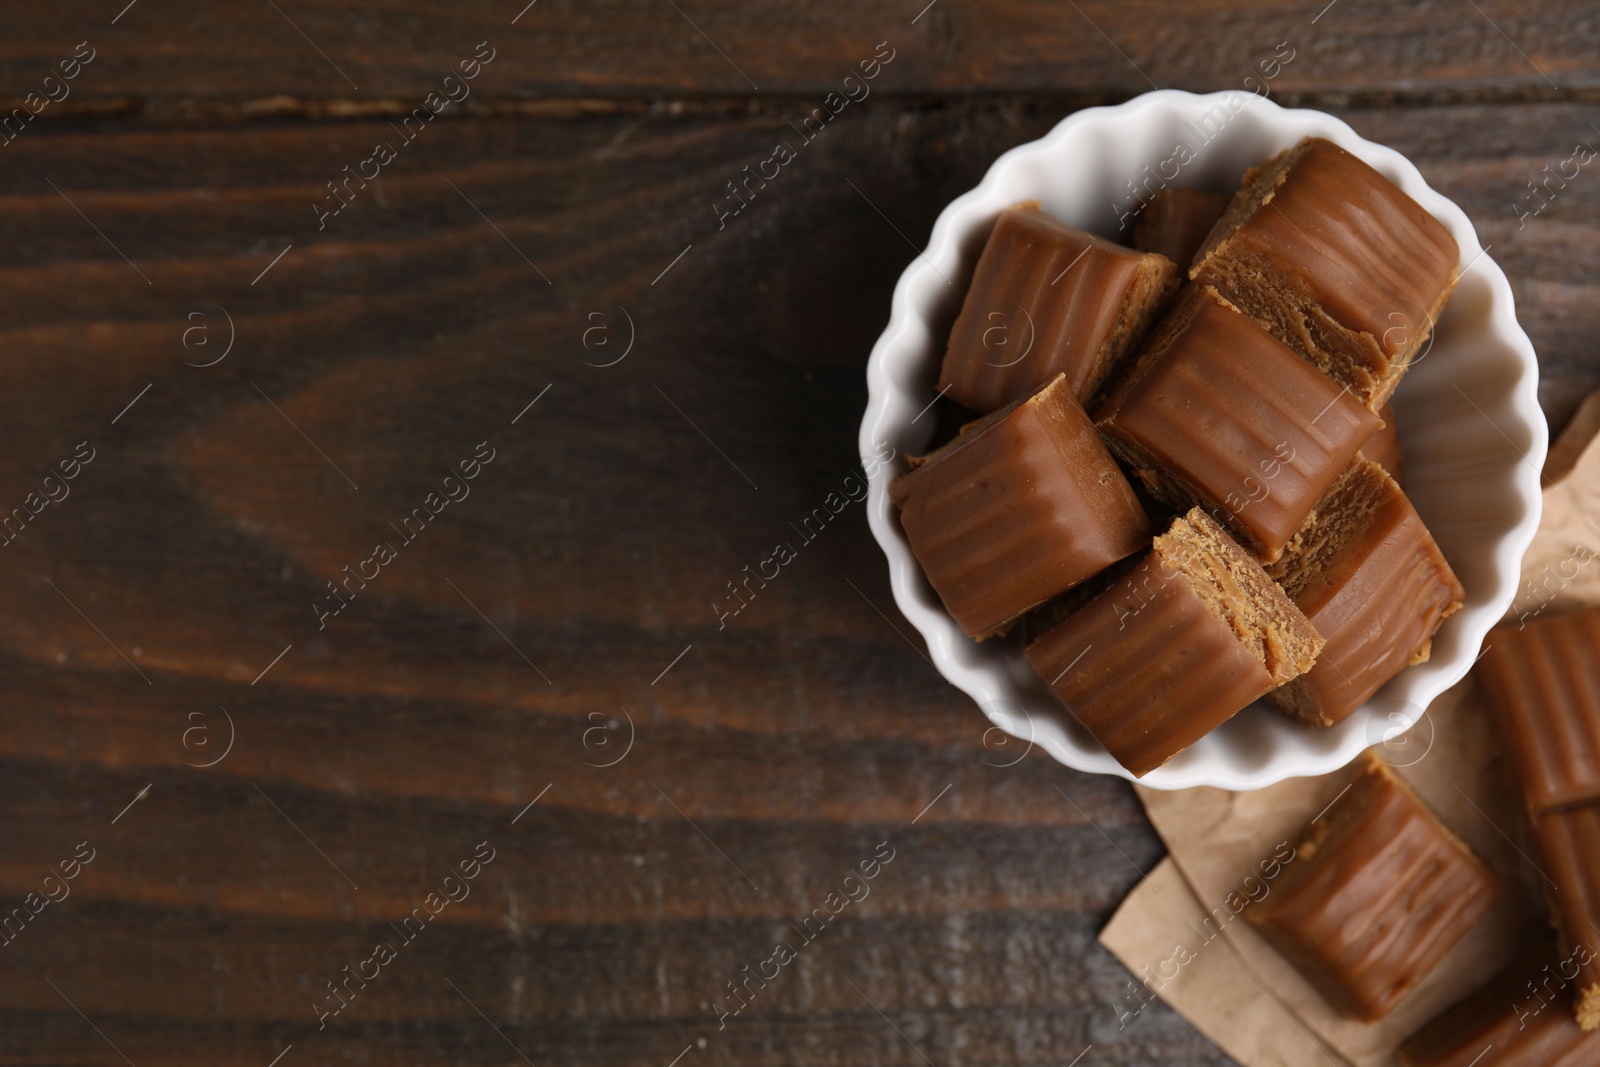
[{"left": 1099, "top": 392, "right": 1600, "bottom": 1066}]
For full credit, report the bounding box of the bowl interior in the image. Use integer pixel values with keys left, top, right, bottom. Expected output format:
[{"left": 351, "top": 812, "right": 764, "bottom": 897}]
[{"left": 860, "top": 90, "right": 1546, "bottom": 790}]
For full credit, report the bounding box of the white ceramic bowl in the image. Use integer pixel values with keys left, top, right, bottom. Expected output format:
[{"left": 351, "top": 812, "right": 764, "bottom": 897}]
[{"left": 860, "top": 90, "right": 1547, "bottom": 790}]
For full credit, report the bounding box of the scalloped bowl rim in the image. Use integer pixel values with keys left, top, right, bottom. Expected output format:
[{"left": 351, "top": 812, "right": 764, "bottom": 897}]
[{"left": 859, "top": 89, "right": 1547, "bottom": 791}]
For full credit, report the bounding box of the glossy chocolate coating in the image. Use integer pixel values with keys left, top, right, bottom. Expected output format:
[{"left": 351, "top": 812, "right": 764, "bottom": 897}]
[
  {"left": 1132, "top": 187, "right": 1231, "bottom": 270},
  {"left": 1478, "top": 606, "right": 1600, "bottom": 813},
  {"left": 1249, "top": 754, "right": 1499, "bottom": 1021},
  {"left": 1532, "top": 805, "right": 1600, "bottom": 1030},
  {"left": 1025, "top": 550, "right": 1272, "bottom": 777},
  {"left": 1099, "top": 288, "right": 1382, "bottom": 559},
  {"left": 1198, "top": 137, "right": 1459, "bottom": 359},
  {"left": 1274, "top": 459, "right": 1463, "bottom": 726},
  {"left": 890, "top": 374, "right": 1149, "bottom": 639},
  {"left": 1399, "top": 957, "right": 1600, "bottom": 1066},
  {"left": 1023, "top": 508, "right": 1319, "bottom": 777},
  {"left": 1365, "top": 402, "right": 1404, "bottom": 481},
  {"left": 939, "top": 206, "right": 1174, "bottom": 412}
]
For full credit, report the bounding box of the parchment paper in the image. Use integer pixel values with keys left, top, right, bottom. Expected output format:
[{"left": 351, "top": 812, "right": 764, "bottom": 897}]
[
  {"left": 1100, "top": 391, "right": 1600, "bottom": 1066},
  {"left": 1101, "top": 858, "right": 1353, "bottom": 1066}
]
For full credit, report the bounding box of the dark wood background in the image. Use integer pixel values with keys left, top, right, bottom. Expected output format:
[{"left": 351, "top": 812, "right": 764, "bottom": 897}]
[{"left": 1, "top": 2, "right": 1595, "bottom": 1064}]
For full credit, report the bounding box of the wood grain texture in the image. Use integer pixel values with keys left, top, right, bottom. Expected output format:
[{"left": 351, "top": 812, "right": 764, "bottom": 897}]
[
  {"left": 2, "top": 0, "right": 1599, "bottom": 105},
  {"left": 1, "top": 6, "right": 1598, "bottom": 1064}
]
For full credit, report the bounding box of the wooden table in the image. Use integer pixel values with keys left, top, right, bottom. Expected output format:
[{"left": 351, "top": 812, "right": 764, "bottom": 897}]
[{"left": 1, "top": 3, "right": 1593, "bottom": 1064}]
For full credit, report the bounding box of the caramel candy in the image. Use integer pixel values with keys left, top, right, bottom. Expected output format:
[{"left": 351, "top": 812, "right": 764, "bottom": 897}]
[
  {"left": 890, "top": 374, "right": 1150, "bottom": 639},
  {"left": 1366, "top": 402, "right": 1404, "bottom": 482},
  {"left": 1477, "top": 606, "right": 1600, "bottom": 814},
  {"left": 1267, "top": 457, "right": 1464, "bottom": 726},
  {"left": 1532, "top": 806, "right": 1600, "bottom": 1030},
  {"left": 1131, "top": 188, "right": 1231, "bottom": 270},
  {"left": 938, "top": 205, "right": 1176, "bottom": 412},
  {"left": 1192, "top": 137, "right": 1459, "bottom": 409},
  {"left": 1024, "top": 507, "right": 1322, "bottom": 777},
  {"left": 1248, "top": 753, "right": 1499, "bottom": 1021},
  {"left": 1399, "top": 956, "right": 1600, "bottom": 1066},
  {"left": 1097, "top": 286, "right": 1382, "bottom": 561}
]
